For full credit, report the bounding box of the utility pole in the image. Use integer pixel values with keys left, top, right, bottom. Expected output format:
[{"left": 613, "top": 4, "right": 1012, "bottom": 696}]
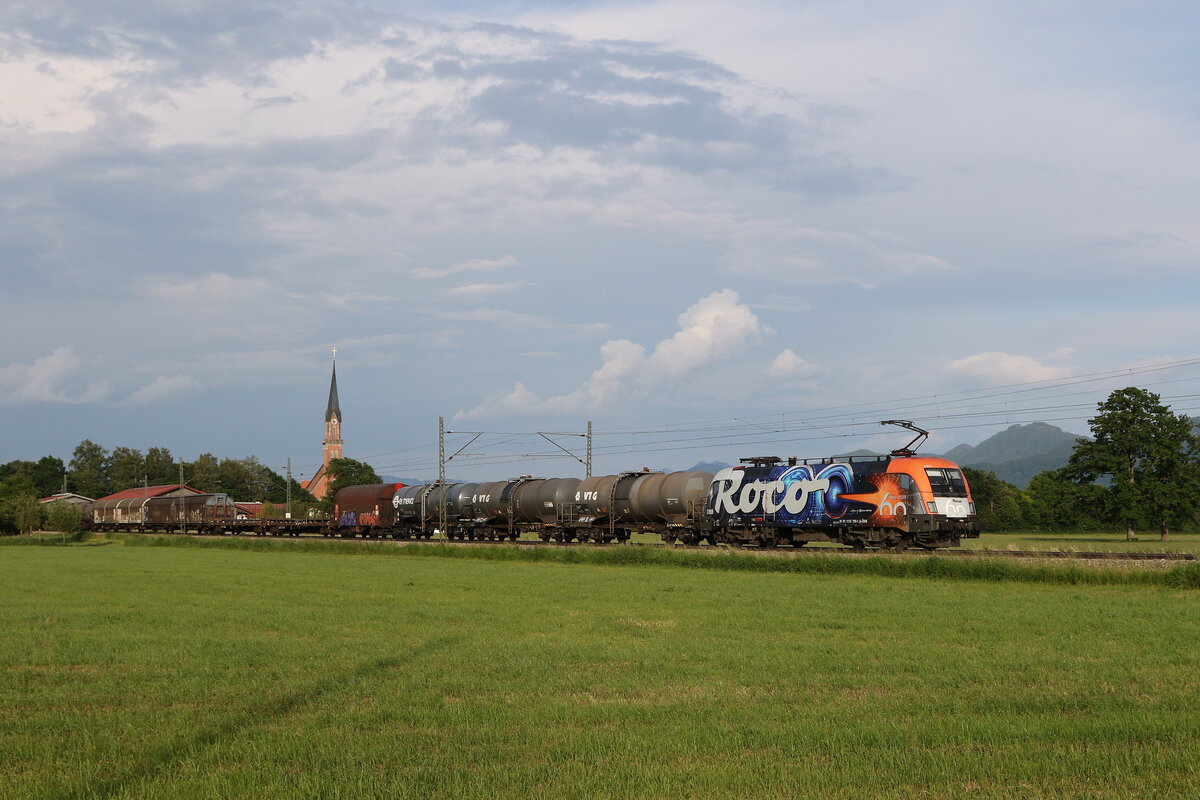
[
  {"left": 178, "top": 460, "right": 185, "bottom": 535},
  {"left": 587, "top": 420, "right": 592, "bottom": 478},
  {"left": 438, "top": 416, "right": 447, "bottom": 535},
  {"left": 286, "top": 458, "right": 293, "bottom": 519}
]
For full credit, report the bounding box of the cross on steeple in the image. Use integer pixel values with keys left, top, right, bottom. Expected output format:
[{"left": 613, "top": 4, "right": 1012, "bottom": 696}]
[{"left": 331, "top": 346, "right": 338, "bottom": 361}]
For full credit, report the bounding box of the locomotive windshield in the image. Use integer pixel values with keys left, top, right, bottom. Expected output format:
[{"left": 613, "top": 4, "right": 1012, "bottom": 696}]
[{"left": 925, "top": 468, "right": 967, "bottom": 496}]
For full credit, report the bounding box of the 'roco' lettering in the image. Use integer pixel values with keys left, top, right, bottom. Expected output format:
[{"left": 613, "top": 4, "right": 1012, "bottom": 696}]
[{"left": 711, "top": 468, "right": 829, "bottom": 515}]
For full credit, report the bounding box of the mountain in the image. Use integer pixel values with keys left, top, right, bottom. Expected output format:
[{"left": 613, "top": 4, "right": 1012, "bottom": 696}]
[
  {"left": 944, "top": 422, "right": 1085, "bottom": 488},
  {"left": 685, "top": 460, "right": 732, "bottom": 473}
]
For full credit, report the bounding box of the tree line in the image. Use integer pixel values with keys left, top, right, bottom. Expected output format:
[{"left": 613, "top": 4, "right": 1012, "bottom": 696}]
[
  {"left": 964, "top": 388, "right": 1199, "bottom": 540},
  {"left": 0, "top": 441, "right": 320, "bottom": 534},
  {"left": 4, "top": 387, "right": 1195, "bottom": 538}
]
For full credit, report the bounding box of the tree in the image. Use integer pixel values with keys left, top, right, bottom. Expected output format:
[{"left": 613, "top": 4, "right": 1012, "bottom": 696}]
[
  {"left": 1140, "top": 432, "right": 1200, "bottom": 541},
  {"left": 1024, "top": 468, "right": 1105, "bottom": 531},
  {"left": 0, "top": 462, "right": 40, "bottom": 501},
  {"left": 10, "top": 494, "right": 42, "bottom": 534},
  {"left": 69, "top": 440, "right": 111, "bottom": 499},
  {"left": 189, "top": 453, "right": 221, "bottom": 493},
  {"left": 323, "top": 458, "right": 382, "bottom": 510},
  {"left": 144, "top": 447, "right": 175, "bottom": 485},
  {"left": 217, "top": 456, "right": 276, "bottom": 500},
  {"left": 1065, "top": 387, "right": 1200, "bottom": 541},
  {"left": 31, "top": 456, "right": 66, "bottom": 497},
  {"left": 109, "top": 447, "right": 145, "bottom": 491},
  {"left": 44, "top": 501, "right": 83, "bottom": 535},
  {"left": 961, "top": 468, "right": 1026, "bottom": 531}
]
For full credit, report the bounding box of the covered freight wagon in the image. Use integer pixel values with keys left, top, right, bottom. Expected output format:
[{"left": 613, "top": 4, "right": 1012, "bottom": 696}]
[{"left": 332, "top": 483, "right": 405, "bottom": 535}]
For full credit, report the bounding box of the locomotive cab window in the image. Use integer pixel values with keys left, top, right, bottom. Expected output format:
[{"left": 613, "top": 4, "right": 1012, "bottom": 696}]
[{"left": 925, "top": 468, "right": 967, "bottom": 496}]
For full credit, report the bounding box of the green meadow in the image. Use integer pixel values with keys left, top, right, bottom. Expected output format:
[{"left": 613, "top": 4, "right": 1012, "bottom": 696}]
[
  {"left": 3, "top": 542, "right": 1199, "bottom": 799},
  {"left": 966, "top": 530, "right": 1200, "bottom": 554}
]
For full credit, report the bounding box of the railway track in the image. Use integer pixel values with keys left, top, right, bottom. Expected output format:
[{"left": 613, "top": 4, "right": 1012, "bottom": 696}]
[
  {"left": 292, "top": 533, "right": 1199, "bottom": 562},
  {"left": 113, "top": 528, "right": 1197, "bottom": 562}
]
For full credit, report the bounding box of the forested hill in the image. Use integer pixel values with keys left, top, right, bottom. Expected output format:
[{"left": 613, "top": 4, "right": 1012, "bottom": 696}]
[{"left": 944, "top": 422, "right": 1085, "bottom": 489}]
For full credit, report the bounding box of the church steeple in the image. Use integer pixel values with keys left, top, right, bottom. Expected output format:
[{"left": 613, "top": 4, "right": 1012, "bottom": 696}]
[
  {"left": 325, "top": 352, "right": 342, "bottom": 423},
  {"left": 303, "top": 348, "right": 345, "bottom": 501},
  {"left": 322, "top": 348, "right": 343, "bottom": 469}
]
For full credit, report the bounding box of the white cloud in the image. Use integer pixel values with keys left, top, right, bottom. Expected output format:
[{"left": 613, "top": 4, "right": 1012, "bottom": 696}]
[
  {"left": 122, "top": 375, "right": 202, "bottom": 406},
  {"left": 948, "top": 352, "right": 1074, "bottom": 386},
  {"left": 0, "top": 347, "right": 110, "bottom": 404},
  {"left": 413, "top": 256, "right": 519, "bottom": 280},
  {"left": 456, "top": 289, "right": 762, "bottom": 418},
  {"left": 326, "top": 291, "right": 395, "bottom": 309},
  {"left": 767, "top": 349, "right": 814, "bottom": 378},
  {"left": 446, "top": 281, "right": 527, "bottom": 297},
  {"left": 722, "top": 224, "right": 954, "bottom": 288},
  {"left": 436, "top": 308, "right": 606, "bottom": 333},
  {"left": 147, "top": 273, "right": 271, "bottom": 297}
]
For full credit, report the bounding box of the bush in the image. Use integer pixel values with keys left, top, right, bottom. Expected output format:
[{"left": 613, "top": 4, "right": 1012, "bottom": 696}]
[{"left": 44, "top": 501, "right": 83, "bottom": 534}]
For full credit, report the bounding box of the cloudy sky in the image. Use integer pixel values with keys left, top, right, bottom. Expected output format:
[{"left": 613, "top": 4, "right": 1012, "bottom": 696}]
[{"left": 3, "top": 0, "right": 1199, "bottom": 483}]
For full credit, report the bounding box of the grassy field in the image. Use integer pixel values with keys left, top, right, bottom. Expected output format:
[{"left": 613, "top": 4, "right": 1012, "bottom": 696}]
[
  {"left": 3, "top": 543, "right": 1198, "bottom": 799},
  {"left": 966, "top": 530, "right": 1200, "bottom": 553}
]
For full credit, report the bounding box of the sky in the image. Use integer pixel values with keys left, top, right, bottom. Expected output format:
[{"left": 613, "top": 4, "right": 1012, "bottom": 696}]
[{"left": 2, "top": 0, "right": 1199, "bottom": 484}]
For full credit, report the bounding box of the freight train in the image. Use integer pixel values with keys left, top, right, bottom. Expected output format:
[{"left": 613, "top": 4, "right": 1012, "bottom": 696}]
[
  {"left": 330, "top": 452, "right": 978, "bottom": 549},
  {"left": 83, "top": 426, "right": 980, "bottom": 549}
]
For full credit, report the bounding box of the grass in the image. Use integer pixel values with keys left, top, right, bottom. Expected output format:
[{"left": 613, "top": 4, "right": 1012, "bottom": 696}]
[
  {"left": 967, "top": 530, "right": 1200, "bottom": 554},
  {"left": 2, "top": 544, "right": 1199, "bottom": 799},
  {"left": 110, "top": 533, "right": 1200, "bottom": 590}
]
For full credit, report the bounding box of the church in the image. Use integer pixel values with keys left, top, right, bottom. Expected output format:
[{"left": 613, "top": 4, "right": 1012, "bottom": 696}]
[{"left": 301, "top": 352, "right": 343, "bottom": 500}]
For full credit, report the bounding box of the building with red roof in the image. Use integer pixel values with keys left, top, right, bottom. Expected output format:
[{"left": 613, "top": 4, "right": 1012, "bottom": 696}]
[{"left": 92, "top": 484, "right": 205, "bottom": 503}]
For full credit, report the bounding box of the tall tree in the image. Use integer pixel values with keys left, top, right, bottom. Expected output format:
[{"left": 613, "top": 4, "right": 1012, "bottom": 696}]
[
  {"left": 323, "top": 458, "right": 382, "bottom": 510},
  {"left": 32, "top": 456, "right": 67, "bottom": 497},
  {"left": 69, "top": 440, "right": 111, "bottom": 499},
  {"left": 1065, "top": 388, "right": 1199, "bottom": 541},
  {"left": 1024, "top": 468, "right": 1105, "bottom": 531},
  {"left": 144, "top": 447, "right": 175, "bottom": 485},
  {"left": 188, "top": 453, "right": 222, "bottom": 493},
  {"left": 109, "top": 447, "right": 146, "bottom": 491}
]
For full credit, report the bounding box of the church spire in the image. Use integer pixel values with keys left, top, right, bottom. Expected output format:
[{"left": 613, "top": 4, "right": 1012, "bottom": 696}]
[{"left": 325, "top": 348, "right": 342, "bottom": 423}]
